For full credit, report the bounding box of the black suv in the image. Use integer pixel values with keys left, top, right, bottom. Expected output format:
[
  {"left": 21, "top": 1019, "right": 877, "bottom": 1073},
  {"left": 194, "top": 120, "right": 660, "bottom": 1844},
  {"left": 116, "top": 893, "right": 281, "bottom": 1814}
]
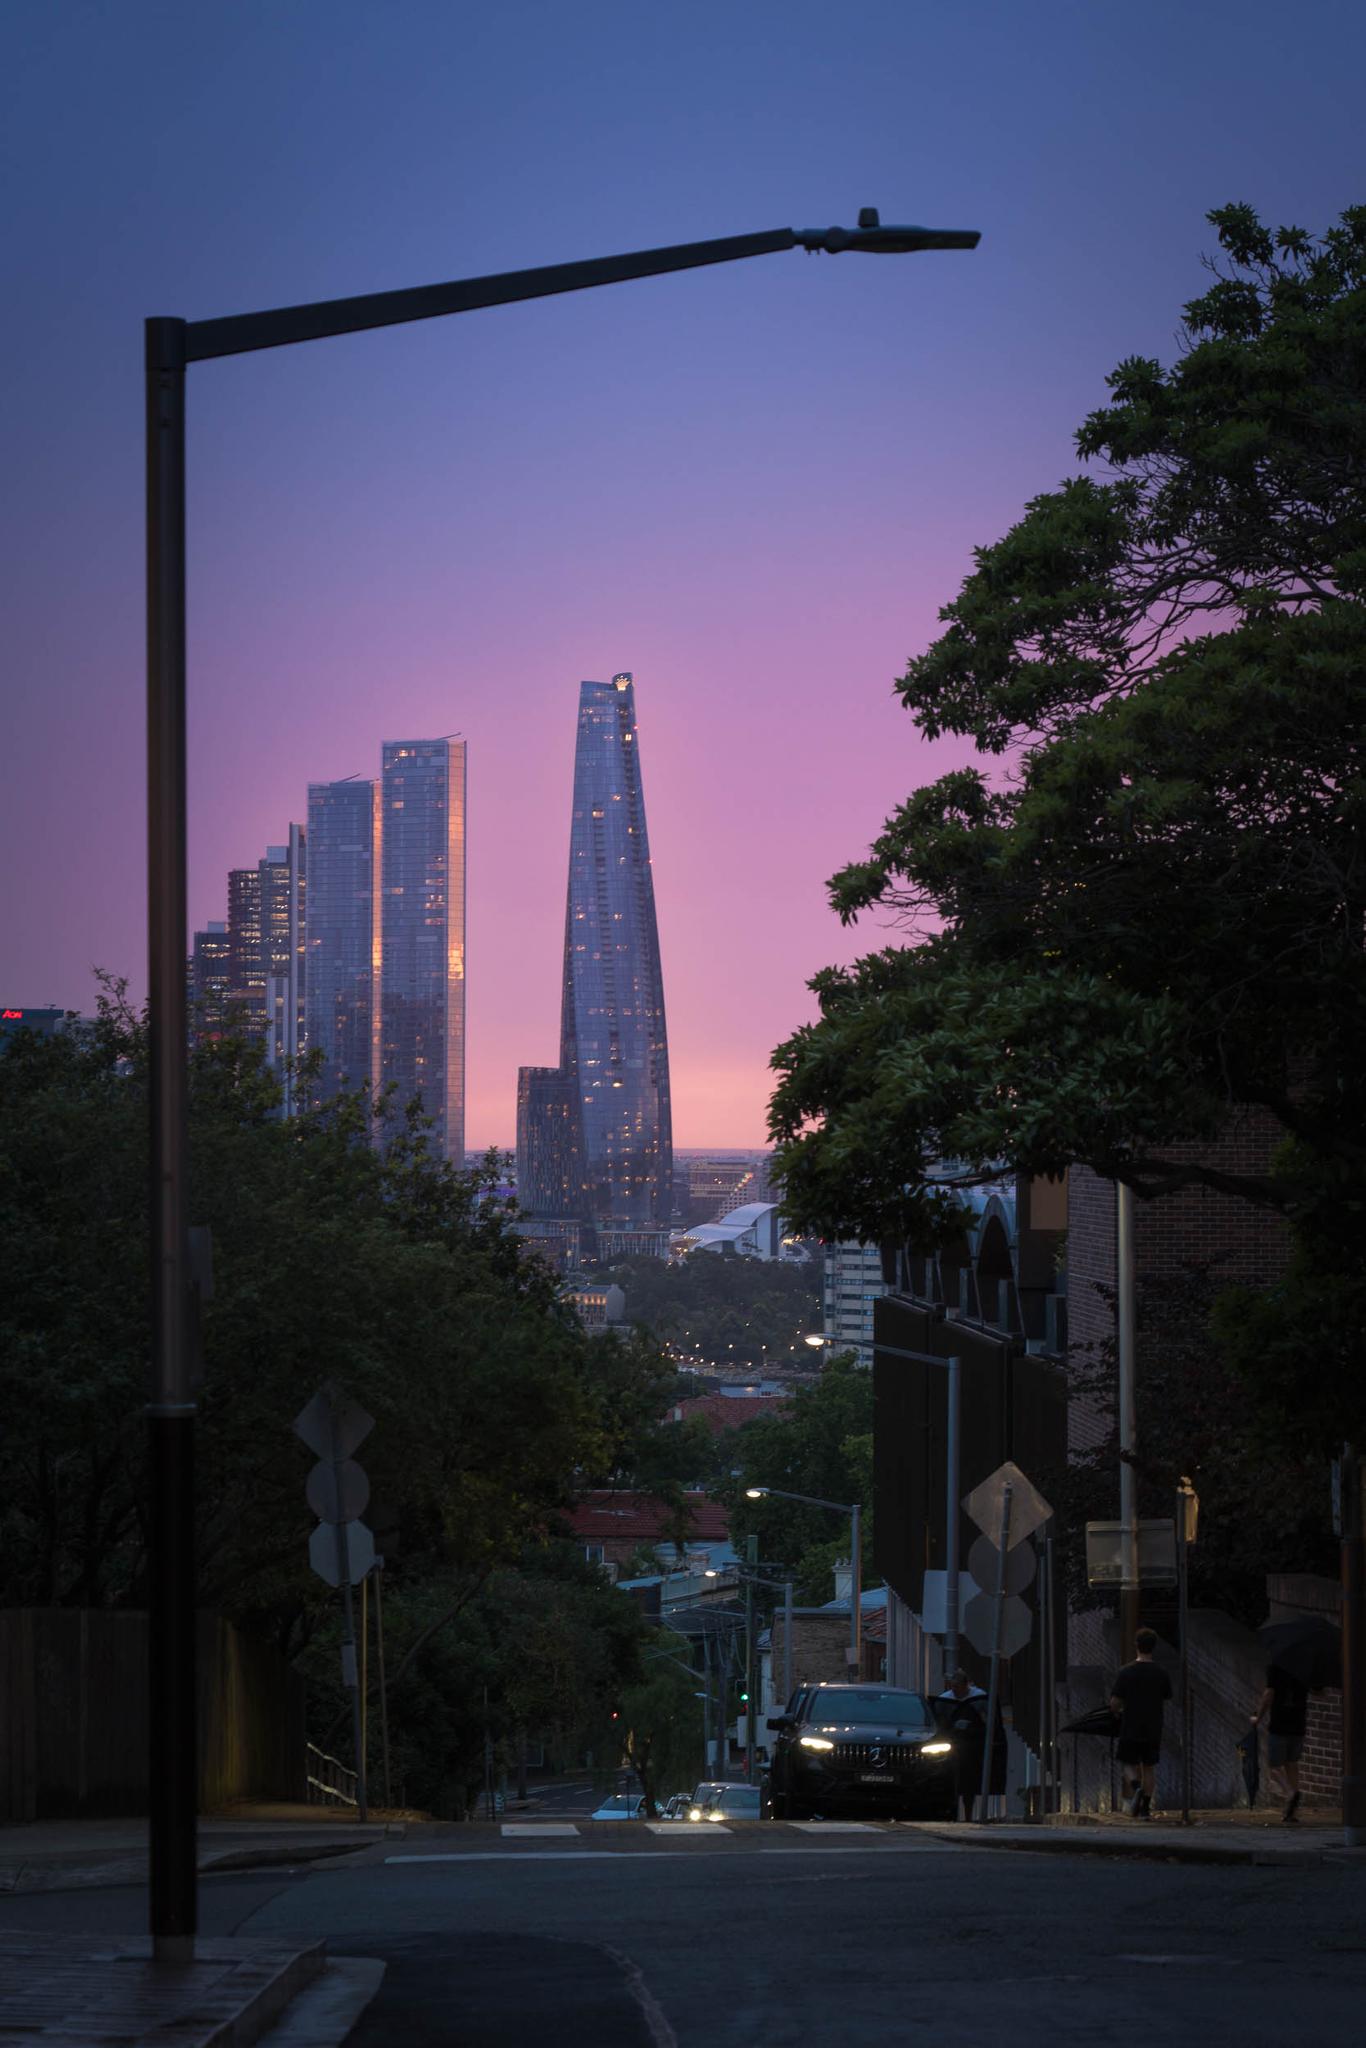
[{"left": 766, "top": 1683, "right": 958, "bottom": 1821}]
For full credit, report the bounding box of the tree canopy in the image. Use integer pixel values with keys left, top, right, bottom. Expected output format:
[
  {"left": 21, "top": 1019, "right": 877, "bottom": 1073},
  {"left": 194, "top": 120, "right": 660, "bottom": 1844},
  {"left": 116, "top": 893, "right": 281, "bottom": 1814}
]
[
  {"left": 0, "top": 989, "right": 690, "bottom": 1810},
  {"left": 769, "top": 207, "right": 1366, "bottom": 1431}
]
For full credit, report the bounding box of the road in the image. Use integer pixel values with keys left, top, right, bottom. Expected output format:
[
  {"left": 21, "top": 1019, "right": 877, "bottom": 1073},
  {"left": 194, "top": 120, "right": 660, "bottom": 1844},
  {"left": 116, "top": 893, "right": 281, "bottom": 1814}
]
[{"left": 4, "top": 1824, "right": 1364, "bottom": 2045}]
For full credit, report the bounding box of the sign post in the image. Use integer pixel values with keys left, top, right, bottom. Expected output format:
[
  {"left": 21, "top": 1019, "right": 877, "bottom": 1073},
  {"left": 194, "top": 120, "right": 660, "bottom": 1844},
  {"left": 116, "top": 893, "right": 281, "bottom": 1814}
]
[
  {"left": 962, "top": 1461, "right": 1054, "bottom": 1823},
  {"left": 295, "top": 1382, "right": 375, "bottom": 1821}
]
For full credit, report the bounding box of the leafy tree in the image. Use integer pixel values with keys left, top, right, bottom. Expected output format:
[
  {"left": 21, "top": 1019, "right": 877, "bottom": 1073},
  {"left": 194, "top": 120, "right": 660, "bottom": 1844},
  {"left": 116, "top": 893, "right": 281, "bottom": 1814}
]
[
  {"left": 0, "top": 987, "right": 688, "bottom": 1811},
  {"left": 600, "top": 1250, "right": 821, "bottom": 1374},
  {"left": 1055, "top": 1269, "right": 1336, "bottom": 1629},
  {"left": 769, "top": 205, "right": 1366, "bottom": 1452},
  {"left": 619, "top": 1636, "right": 706, "bottom": 1814},
  {"left": 721, "top": 1352, "right": 872, "bottom": 1603}
]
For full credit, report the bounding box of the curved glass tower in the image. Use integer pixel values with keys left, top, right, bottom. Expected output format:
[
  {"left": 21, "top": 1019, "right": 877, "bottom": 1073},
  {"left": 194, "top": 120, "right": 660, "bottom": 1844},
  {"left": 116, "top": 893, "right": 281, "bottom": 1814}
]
[{"left": 519, "top": 675, "right": 672, "bottom": 1231}]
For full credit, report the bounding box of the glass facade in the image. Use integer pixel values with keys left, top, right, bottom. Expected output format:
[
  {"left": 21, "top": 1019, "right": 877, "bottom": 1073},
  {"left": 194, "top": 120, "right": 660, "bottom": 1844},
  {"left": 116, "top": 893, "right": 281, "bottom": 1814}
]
[
  {"left": 305, "top": 780, "right": 380, "bottom": 1104},
  {"left": 516, "top": 1064, "right": 579, "bottom": 1215},
  {"left": 188, "top": 921, "right": 230, "bottom": 1039},
  {"left": 379, "top": 739, "right": 466, "bottom": 1161},
  {"left": 261, "top": 827, "right": 306, "bottom": 1110},
  {"left": 518, "top": 675, "right": 672, "bottom": 1229}
]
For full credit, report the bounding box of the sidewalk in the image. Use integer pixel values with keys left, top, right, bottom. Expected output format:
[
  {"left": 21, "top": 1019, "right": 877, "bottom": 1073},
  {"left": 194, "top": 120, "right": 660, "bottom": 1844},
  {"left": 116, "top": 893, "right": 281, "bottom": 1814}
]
[
  {"left": 0, "top": 1927, "right": 326, "bottom": 2046},
  {"left": 0, "top": 1805, "right": 404, "bottom": 1895},
  {"left": 912, "top": 1807, "right": 1364, "bottom": 1867}
]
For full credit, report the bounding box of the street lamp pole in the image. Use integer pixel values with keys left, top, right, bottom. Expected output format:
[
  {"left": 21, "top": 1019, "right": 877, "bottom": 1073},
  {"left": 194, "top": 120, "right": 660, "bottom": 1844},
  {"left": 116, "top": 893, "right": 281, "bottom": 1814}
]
[
  {"left": 745, "top": 1485, "right": 863, "bottom": 1668},
  {"left": 144, "top": 210, "right": 977, "bottom": 1958}
]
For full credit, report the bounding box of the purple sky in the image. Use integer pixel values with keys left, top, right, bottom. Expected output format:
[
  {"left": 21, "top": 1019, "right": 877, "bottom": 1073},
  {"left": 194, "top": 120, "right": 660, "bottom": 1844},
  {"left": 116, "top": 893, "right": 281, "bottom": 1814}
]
[{"left": 5, "top": 1, "right": 1362, "bottom": 1146}]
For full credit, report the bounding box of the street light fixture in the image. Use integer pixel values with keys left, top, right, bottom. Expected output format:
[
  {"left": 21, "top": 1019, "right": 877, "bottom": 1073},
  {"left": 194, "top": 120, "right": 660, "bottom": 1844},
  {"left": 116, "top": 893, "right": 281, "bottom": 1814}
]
[
  {"left": 143, "top": 206, "right": 978, "bottom": 1961},
  {"left": 744, "top": 1484, "right": 863, "bottom": 1673}
]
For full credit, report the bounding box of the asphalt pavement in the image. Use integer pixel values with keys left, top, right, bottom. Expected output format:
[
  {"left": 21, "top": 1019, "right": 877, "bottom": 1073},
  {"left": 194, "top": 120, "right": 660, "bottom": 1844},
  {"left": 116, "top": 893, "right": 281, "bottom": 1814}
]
[{"left": 4, "top": 1825, "right": 1364, "bottom": 2047}]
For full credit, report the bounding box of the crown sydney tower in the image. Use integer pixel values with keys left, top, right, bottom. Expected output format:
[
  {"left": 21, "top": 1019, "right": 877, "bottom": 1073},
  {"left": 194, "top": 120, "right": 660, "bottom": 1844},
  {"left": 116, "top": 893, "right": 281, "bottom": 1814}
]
[{"left": 518, "top": 674, "right": 672, "bottom": 1236}]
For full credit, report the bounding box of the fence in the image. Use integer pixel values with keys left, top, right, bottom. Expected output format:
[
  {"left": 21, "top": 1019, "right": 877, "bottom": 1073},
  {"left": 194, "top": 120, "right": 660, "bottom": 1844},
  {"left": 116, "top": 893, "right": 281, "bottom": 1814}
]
[
  {"left": 0, "top": 1609, "right": 307, "bottom": 1822},
  {"left": 306, "top": 1742, "right": 358, "bottom": 1808}
]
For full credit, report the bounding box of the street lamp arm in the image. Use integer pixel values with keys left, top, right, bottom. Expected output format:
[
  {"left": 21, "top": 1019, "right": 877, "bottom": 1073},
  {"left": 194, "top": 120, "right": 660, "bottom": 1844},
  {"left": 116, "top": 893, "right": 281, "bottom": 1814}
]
[
  {"left": 750, "top": 1484, "right": 856, "bottom": 1515},
  {"left": 179, "top": 215, "right": 979, "bottom": 363}
]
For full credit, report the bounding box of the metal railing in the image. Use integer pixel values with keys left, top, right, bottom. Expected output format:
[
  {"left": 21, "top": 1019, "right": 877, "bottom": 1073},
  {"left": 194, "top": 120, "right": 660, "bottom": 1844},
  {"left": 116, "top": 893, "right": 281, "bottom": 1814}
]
[{"left": 306, "top": 1740, "right": 359, "bottom": 1808}]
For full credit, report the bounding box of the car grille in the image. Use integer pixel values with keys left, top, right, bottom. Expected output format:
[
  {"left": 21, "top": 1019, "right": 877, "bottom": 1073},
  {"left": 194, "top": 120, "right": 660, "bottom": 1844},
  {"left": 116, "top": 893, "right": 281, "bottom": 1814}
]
[{"left": 829, "top": 1741, "right": 927, "bottom": 1766}]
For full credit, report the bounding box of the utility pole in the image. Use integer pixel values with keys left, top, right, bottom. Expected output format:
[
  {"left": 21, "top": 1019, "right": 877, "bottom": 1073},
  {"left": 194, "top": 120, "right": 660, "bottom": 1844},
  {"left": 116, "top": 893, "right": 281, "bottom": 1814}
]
[
  {"left": 1116, "top": 1181, "right": 1140, "bottom": 1663},
  {"left": 1344, "top": 1448, "right": 1365, "bottom": 1848}
]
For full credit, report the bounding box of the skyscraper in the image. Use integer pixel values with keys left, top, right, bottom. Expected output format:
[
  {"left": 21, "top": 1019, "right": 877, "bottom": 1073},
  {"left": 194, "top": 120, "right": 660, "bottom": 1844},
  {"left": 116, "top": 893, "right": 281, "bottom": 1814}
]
[
  {"left": 187, "top": 920, "right": 230, "bottom": 1038},
  {"left": 261, "top": 827, "right": 306, "bottom": 1110},
  {"left": 380, "top": 738, "right": 467, "bottom": 1161},
  {"left": 224, "top": 836, "right": 305, "bottom": 1083},
  {"left": 518, "top": 674, "right": 672, "bottom": 1233},
  {"left": 305, "top": 779, "right": 380, "bottom": 1105}
]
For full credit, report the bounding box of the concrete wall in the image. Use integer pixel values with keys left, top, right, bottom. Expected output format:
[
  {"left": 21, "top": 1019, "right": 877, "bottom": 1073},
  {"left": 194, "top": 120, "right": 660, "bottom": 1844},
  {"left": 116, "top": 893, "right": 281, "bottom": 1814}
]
[{"left": 0, "top": 1609, "right": 306, "bottom": 1822}]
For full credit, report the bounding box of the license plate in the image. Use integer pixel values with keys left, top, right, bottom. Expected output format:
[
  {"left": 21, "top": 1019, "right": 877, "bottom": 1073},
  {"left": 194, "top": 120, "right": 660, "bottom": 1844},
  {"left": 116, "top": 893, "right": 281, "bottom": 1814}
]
[{"left": 859, "top": 1772, "right": 891, "bottom": 1783}]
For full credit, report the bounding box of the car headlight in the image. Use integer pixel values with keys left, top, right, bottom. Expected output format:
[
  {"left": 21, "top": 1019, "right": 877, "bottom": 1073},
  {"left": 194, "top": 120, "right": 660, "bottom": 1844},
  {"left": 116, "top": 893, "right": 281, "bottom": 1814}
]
[
  {"left": 688, "top": 1808, "right": 704, "bottom": 1820},
  {"left": 706, "top": 1810, "right": 725, "bottom": 1822},
  {"left": 920, "top": 1741, "right": 953, "bottom": 1756},
  {"left": 799, "top": 1735, "right": 835, "bottom": 1752}
]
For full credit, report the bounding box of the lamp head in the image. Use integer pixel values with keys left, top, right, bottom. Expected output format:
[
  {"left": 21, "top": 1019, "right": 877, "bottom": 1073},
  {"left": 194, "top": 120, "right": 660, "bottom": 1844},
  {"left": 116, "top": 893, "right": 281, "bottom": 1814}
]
[{"left": 745, "top": 1487, "right": 767, "bottom": 1500}]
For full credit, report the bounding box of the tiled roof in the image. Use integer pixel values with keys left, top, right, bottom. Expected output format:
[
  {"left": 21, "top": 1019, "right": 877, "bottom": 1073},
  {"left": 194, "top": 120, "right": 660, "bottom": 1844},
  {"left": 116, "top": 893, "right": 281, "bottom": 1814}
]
[
  {"left": 668, "top": 1394, "right": 787, "bottom": 1435},
  {"left": 570, "top": 1490, "right": 731, "bottom": 1543}
]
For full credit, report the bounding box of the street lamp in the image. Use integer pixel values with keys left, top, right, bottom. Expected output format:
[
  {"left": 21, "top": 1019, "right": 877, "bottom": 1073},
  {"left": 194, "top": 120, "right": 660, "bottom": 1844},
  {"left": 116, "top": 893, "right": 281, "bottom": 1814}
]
[
  {"left": 143, "top": 206, "right": 977, "bottom": 1960},
  {"left": 745, "top": 1485, "right": 863, "bottom": 1673},
  {"left": 705, "top": 1563, "right": 798, "bottom": 1744}
]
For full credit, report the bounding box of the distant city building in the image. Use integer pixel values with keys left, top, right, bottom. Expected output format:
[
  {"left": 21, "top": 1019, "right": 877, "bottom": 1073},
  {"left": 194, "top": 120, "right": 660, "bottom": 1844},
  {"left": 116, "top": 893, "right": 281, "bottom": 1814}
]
[
  {"left": 261, "top": 828, "right": 306, "bottom": 1111},
  {"left": 517, "top": 674, "right": 672, "bottom": 1239},
  {"left": 516, "top": 1065, "right": 578, "bottom": 1215},
  {"left": 226, "top": 864, "right": 264, "bottom": 1028},
  {"left": 0, "top": 1006, "right": 78, "bottom": 1046},
  {"left": 305, "top": 779, "right": 381, "bottom": 1104},
  {"left": 822, "top": 1240, "right": 890, "bottom": 1368},
  {"left": 676, "top": 1201, "right": 786, "bottom": 1261},
  {"left": 597, "top": 1227, "right": 673, "bottom": 1262},
  {"left": 222, "top": 836, "right": 305, "bottom": 1092},
  {"left": 380, "top": 738, "right": 467, "bottom": 1161},
  {"left": 188, "top": 922, "right": 230, "bottom": 1037}
]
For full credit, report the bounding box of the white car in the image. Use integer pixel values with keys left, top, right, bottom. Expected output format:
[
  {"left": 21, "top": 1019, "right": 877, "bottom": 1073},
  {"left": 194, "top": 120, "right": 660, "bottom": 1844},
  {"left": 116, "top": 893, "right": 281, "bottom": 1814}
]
[
  {"left": 686, "top": 1780, "right": 730, "bottom": 1821},
  {"left": 699, "top": 1783, "right": 764, "bottom": 1823},
  {"left": 590, "top": 1791, "right": 647, "bottom": 1820}
]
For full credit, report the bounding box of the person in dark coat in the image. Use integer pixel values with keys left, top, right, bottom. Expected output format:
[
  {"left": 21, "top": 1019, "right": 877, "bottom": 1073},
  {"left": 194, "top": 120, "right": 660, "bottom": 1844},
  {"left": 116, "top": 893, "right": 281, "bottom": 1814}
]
[
  {"left": 1251, "top": 1663, "right": 1309, "bottom": 1822},
  {"left": 937, "top": 1669, "right": 1007, "bottom": 1820}
]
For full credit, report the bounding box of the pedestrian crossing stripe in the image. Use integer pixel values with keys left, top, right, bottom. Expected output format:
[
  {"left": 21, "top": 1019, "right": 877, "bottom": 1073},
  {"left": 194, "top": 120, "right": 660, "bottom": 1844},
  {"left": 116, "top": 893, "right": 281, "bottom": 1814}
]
[
  {"left": 788, "top": 1821, "right": 878, "bottom": 1832},
  {"left": 500, "top": 1824, "right": 580, "bottom": 1836},
  {"left": 645, "top": 1821, "right": 730, "bottom": 1834}
]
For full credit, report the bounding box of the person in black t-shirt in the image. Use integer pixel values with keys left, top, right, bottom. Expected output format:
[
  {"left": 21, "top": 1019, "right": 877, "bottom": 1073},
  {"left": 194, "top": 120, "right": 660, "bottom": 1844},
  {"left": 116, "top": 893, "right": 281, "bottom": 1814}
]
[
  {"left": 1109, "top": 1628, "right": 1173, "bottom": 1817},
  {"left": 1251, "top": 1663, "right": 1309, "bottom": 1822}
]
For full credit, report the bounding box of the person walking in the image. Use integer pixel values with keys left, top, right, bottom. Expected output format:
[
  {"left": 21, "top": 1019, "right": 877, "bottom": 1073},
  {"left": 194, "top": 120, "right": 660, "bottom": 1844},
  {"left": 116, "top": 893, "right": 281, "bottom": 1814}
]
[
  {"left": 937, "top": 1669, "right": 1004, "bottom": 1820},
  {"left": 1251, "top": 1663, "right": 1309, "bottom": 1822},
  {"left": 1109, "top": 1627, "right": 1172, "bottom": 1817}
]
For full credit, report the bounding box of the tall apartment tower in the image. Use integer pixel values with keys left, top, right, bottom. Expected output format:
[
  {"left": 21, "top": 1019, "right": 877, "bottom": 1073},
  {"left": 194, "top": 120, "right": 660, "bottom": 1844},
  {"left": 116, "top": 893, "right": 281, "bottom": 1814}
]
[
  {"left": 188, "top": 920, "right": 231, "bottom": 1039},
  {"left": 518, "top": 675, "right": 672, "bottom": 1230},
  {"left": 305, "top": 779, "right": 381, "bottom": 1104},
  {"left": 261, "top": 826, "right": 306, "bottom": 1110},
  {"left": 380, "top": 738, "right": 467, "bottom": 1161},
  {"left": 224, "top": 835, "right": 305, "bottom": 1093}
]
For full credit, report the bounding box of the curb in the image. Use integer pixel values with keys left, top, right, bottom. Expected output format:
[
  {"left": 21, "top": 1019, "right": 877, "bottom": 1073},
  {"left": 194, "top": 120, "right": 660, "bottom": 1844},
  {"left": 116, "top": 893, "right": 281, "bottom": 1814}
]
[
  {"left": 201, "top": 1840, "right": 379, "bottom": 1875},
  {"left": 909, "top": 1823, "right": 1354, "bottom": 1868}
]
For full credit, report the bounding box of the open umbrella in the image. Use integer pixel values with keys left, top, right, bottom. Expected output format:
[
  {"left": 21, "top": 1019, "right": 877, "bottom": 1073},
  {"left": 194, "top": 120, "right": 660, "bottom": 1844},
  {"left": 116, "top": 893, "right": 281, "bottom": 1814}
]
[
  {"left": 1060, "top": 1704, "right": 1122, "bottom": 1738},
  {"left": 1258, "top": 1617, "right": 1341, "bottom": 1691}
]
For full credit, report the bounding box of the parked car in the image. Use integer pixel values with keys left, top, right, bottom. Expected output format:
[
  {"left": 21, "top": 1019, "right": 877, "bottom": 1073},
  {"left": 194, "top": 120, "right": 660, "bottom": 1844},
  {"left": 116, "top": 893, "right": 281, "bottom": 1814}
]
[
  {"left": 589, "top": 1791, "right": 647, "bottom": 1820},
  {"left": 661, "top": 1793, "right": 691, "bottom": 1819},
  {"left": 766, "top": 1683, "right": 957, "bottom": 1820},
  {"left": 697, "top": 1783, "right": 765, "bottom": 1823},
  {"left": 686, "top": 1780, "right": 730, "bottom": 1821}
]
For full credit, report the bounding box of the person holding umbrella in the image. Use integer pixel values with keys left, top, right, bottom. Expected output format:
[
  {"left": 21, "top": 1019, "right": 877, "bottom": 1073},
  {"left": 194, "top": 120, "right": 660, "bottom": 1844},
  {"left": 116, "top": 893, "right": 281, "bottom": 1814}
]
[
  {"left": 1250, "top": 1665, "right": 1308, "bottom": 1822},
  {"left": 1253, "top": 1614, "right": 1341, "bottom": 1824}
]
